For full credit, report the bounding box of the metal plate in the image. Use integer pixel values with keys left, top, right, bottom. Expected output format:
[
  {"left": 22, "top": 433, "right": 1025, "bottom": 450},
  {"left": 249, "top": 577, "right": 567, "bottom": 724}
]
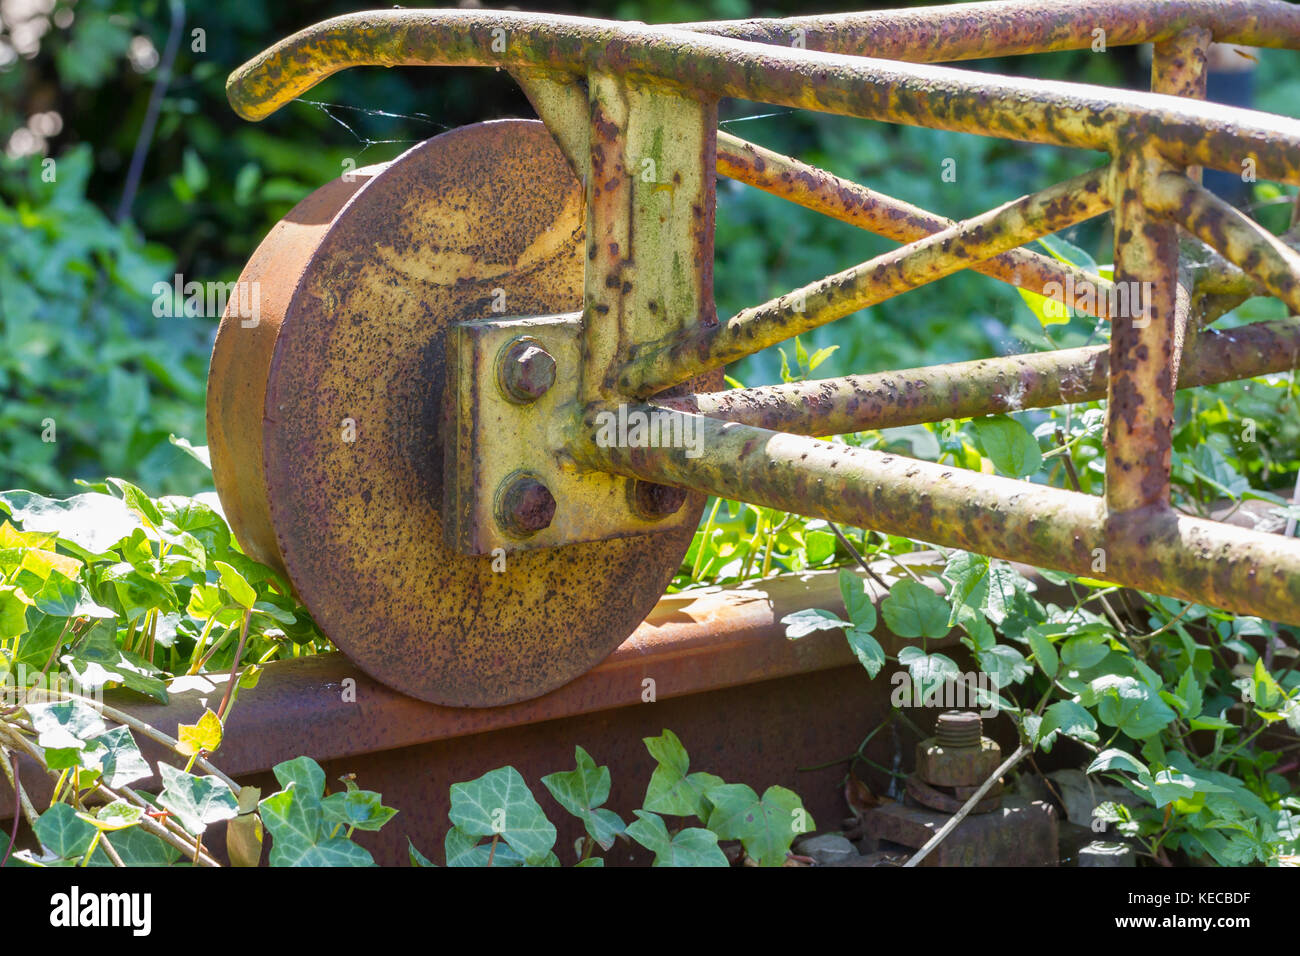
[{"left": 208, "top": 120, "right": 703, "bottom": 706}]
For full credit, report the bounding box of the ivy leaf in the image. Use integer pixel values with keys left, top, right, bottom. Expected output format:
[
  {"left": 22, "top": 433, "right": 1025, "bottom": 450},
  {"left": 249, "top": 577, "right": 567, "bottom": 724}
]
[
  {"left": 272, "top": 756, "right": 326, "bottom": 807},
  {"left": 541, "top": 746, "right": 625, "bottom": 850},
  {"left": 837, "top": 568, "right": 877, "bottom": 631},
  {"left": 157, "top": 763, "right": 238, "bottom": 835},
  {"left": 642, "top": 729, "right": 725, "bottom": 820},
  {"left": 320, "top": 788, "right": 398, "bottom": 833},
  {"left": 62, "top": 624, "right": 169, "bottom": 702},
  {"left": 33, "top": 570, "right": 116, "bottom": 619},
  {"left": 35, "top": 804, "right": 96, "bottom": 860},
  {"left": 176, "top": 708, "right": 223, "bottom": 756},
  {"left": 111, "top": 825, "right": 180, "bottom": 866},
  {"left": 26, "top": 698, "right": 106, "bottom": 767},
  {"left": 704, "top": 784, "right": 812, "bottom": 867},
  {"left": 448, "top": 766, "right": 556, "bottom": 864},
  {"left": 80, "top": 800, "right": 143, "bottom": 832},
  {"left": 85, "top": 725, "right": 150, "bottom": 788},
  {"left": 625, "top": 810, "right": 728, "bottom": 867},
  {"left": 407, "top": 838, "right": 436, "bottom": 868},
  {"left": 106, "top": 478, "right": 163, "bottom": 528},
  {"left": 0, "top": 491, "right": 140, "bottom": 555},
  {"left": 970, "top": 415, "right": 1042, "bottom": 477},
  {"left": 780, "top": 607, "right": 848, "bottom": 639},
  {"left": 443, "top": 825, "right": 524, "bottom": 867},
  {"left": 881, "top": 579, "right": 951, "bottom": 639}
]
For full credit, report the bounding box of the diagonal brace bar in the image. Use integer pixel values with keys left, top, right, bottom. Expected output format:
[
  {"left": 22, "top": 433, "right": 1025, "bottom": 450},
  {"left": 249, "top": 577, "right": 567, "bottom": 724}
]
[{"left": 618, "top": 164, "right": 1112, "bottom": 396}]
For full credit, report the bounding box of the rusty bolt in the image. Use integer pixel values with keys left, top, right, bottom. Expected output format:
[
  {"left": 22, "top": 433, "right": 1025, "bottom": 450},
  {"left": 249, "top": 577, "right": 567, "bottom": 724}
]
[
  {"left": 496, "top": 473, "right": 556, "bottom": 537},
  {"left": 915, "top": 710, "right": 1001, "bottom": 789},
  {"left": 935, "top": 710, "right": 983, "bottom": 749},
  {"left": 629, "top": 479, "right": 687, "bottom": 520},
  {"left": 497, "top": 336, "right": 556, "bottom": 404}
]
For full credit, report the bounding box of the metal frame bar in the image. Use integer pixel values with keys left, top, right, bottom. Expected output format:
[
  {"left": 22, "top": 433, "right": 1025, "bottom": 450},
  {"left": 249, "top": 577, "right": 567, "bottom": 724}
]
[{"left": 227, "top": 3, "right": 1300, "bottom": 627}]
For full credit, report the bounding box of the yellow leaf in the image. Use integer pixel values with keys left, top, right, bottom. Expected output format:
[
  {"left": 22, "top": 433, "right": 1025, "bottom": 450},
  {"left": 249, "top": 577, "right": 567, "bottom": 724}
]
[{"left": 176, "top": 708, "right": 223, "bottom": 756}]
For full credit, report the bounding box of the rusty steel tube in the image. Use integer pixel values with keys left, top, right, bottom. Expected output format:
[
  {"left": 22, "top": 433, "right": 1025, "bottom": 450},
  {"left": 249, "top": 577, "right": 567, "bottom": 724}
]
[
  {"left": 619, "top": 164, "right": 1112, "bottom": 396},
  {"left": 1105, "top": 143, "right": 1185, "bottom": 513},
  {"left": 681, "top": 0, "right": 1300, "bottom": 61},
  {"left": 1149, "top": 172, "right": 1300, "bottom": 315},
  {"left": 567, "top": 407, "right": 1300, "bottom": 626},
  {"left": 656, "top": 317, "right": 1300, "bottom": 436},
  {"left": 716, "top": 132, "right": 1117, "bottom": 319},
  {"left": 225, "top": 11, "right": 1300, "bottom": 187}
]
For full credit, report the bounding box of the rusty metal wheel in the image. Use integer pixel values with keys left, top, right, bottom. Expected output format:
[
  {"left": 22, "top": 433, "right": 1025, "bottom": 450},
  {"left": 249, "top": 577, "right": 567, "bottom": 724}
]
[{"left": 207, "top": 119, "right": 704, "bottom": 707}]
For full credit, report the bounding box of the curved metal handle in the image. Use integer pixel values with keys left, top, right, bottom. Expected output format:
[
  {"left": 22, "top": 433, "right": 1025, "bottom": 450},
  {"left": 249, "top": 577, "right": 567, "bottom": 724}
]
[{"left": 226, "top": 10, "right": 619, "bottom": 121}]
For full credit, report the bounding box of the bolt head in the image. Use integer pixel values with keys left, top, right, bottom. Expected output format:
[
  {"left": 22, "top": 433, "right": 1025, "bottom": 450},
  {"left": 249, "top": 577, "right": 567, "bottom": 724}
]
[
  {"left": 498, "top": 337, "right": 556, "bottom": 403},
  {"left": 497, "top": 474, "right": 556, "bottom": 536},
  {"left": 629, "top": 479, "right": 687, "bottom": 519}
]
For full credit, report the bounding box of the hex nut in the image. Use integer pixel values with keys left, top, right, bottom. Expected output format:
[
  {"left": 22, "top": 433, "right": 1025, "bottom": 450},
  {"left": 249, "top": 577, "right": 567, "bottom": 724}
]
[{"left": 915, "top": 736, "right": 1002, "bottom": 789}]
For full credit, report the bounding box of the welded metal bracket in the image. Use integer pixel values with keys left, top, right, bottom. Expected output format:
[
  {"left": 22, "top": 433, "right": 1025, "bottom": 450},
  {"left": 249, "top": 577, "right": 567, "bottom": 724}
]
[{"left": 443, "top": 313, "right": 699, "bottom": 554}]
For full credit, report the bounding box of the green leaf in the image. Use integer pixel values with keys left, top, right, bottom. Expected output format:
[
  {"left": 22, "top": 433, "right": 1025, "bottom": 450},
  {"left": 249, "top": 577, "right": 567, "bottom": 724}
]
[
  {"left": 704, "top": 783, "right": 812, "bottom": 866},
  {"left": 1025, "top": 625, "right": 1059, "bottom": 678},
  {"left": 320, "top": 789, "right": 398, "bottom": 833},
  {"left": 408, "top": 838, "right": 436, "bottom": 867},
  {"left": 62, "top": 625, "right": 169, "bottom": 702},
  {"left": 0, "top": 491, "right": 140, "bottom": 554},
  {"left": 846, "top": 626, "right": 886, "bottom": 678},
  {"left": 1039, "top": 700, "right": 1099, "bottom": 746},
  {"left": 881, "top": 579, "right": 951, "bottom": 639},
  {"left": 111, "top": 825, "right": 181, "bottom": 866},
  {"left": 1175, "top": 667, "right": 1204, "bottom": 719},
  {"left": 977, "top": 644, "right": 1032, "bottom": 688},
  {"left": 81, "top": 800, "right": 143, "bottom": 832},
  {"left": 540, "top": 746, "right": 625, "bottom": 850},
  {"left": 35, "top": 804, "right": 96, "bottom": 860},
  {"left": 642, "top": 730, "right": 724, "bottom": 820},
  {"left": 25, "top": 699, "right": 106, "bottom": 754},
  {"left": 32, "top": 570, "right": 116, "bottom": 619},
  {"left": 106, "top": 478, "right": 163, "bottom": 528},
  {"left": 157, "top": 763, "right": 238, "bottom": 835},
  {"left": 780, "top": 607, "right": 848, "bottom": 639},
  {"left": 942, "top": 551, "right": 989, "bottom": 625},
  {"left": 214, "top": 560, "right": 256, "bottom": 610},
  {"left": 272, "top": 756, "right": 326, "bottom": 807},
  {"left": 625, "top": 810, "right": 728, "bottom": 867},
  {"left": 837, "top": 568, "right": 877, "bottom": 631},
  {"left": 448, "top": 766, "right": 556, "bottom": 864},
  {"left": 1086, "top": 748, "right": 1149, "bottom": 777},
  {"left": 85, "top": 726, "right": 150, "bottom": 789},
  {"left": 443, "top": 825, "right": 524, "bottom": 867},
  {"left": 1091, "top": 675, "right": 1176, "bottom": 739},
  {"left": 970, "top": 415, "right": 1042, "bottom": 477},
  {"left": 898, "top": 647, "right": 961, "bottom": 700}
]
